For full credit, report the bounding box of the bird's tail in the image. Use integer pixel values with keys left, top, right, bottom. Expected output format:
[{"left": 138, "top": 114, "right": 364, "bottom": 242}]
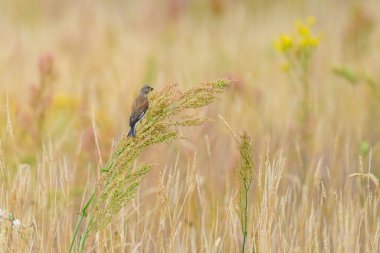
[{"left": 127, "top": 124, "right": 136, "bottom": 138}]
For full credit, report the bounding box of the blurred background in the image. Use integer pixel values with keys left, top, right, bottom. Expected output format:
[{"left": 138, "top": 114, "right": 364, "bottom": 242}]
[{"left": 0, "top": 0, "right": 380, "bottom": 251}]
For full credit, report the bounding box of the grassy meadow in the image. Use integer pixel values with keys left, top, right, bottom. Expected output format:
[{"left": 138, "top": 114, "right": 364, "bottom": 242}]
[{"left": 0, "top": 0, "right": 380, "bottom": 252}]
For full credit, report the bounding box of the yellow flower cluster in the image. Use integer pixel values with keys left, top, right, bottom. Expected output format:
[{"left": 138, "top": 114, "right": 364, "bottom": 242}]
[
  {"left": 52, "top": 92, "right": 80, "bottom": 110},
  {"left": 274, "top": 16, "right": 319, "bottom": 53},
  {"left": 274, "top": 35, "right": 293, "bottom": 52}
]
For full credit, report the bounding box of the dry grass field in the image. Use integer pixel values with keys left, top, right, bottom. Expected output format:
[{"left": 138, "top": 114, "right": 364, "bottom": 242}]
[{"left": 0, "top": 0, "right": 380, "bottom": 252}]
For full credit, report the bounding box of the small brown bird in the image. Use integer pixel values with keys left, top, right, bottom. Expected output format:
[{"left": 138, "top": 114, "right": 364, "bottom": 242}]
[{"left": 128, "top": 85, "right": 154, "bottom": 137}]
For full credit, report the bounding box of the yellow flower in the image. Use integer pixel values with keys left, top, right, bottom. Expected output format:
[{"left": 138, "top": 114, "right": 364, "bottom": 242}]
[
  {"left": 299, "top": 25, "right": 310, "bottom": 36},
  {"left": 294, "top": 19, "right": 310, "bottom": 37},
  {"left": 298, "top": 35, "right": 319, "bottom": 48},
  {"left": 274, "top": 34, "right": 293, "bottom": 52},
  {"left": 308, "top": 36, "right": 319, "bottom": 46},
  {"left": 274, "top": 17, "right": 319, "bottom": 57},
  {"left": 52, "top": 93, "right": 80, "bottom": 110}
]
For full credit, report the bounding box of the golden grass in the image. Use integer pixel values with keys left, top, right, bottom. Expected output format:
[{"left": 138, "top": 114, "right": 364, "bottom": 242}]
[{"left": 0, "top": 0, "right": 380, "bottom": 252}]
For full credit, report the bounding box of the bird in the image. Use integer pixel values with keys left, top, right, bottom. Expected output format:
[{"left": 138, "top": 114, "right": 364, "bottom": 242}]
[{"left": 128, "top": 85, "right": 154, "bottom": 137}]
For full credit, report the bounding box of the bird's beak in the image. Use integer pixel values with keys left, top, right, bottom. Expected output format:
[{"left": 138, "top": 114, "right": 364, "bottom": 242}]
[{"left": 150, "top": 87, "right": 154, "bottom": 91}]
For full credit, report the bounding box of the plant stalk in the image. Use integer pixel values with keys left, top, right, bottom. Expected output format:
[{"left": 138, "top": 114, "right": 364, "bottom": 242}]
[
  {"left": 68, "top": 192, "right": 95, "bottom": 253},
  {"left": 79, "top": 216, "right": 93, "bottom": 253},
  {"left": 68, "top": 214, "right": 84, "bottom": 253}
]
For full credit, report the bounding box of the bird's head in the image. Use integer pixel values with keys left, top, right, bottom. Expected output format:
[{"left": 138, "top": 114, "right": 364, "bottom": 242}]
[{"left": 140, "top": 85, "right": 154, "bottom": 95}]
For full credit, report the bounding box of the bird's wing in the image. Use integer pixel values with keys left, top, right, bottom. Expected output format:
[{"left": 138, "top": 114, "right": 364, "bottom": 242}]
[{"left": 130, "top": 95, "right": 149, "bottom": 126}]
